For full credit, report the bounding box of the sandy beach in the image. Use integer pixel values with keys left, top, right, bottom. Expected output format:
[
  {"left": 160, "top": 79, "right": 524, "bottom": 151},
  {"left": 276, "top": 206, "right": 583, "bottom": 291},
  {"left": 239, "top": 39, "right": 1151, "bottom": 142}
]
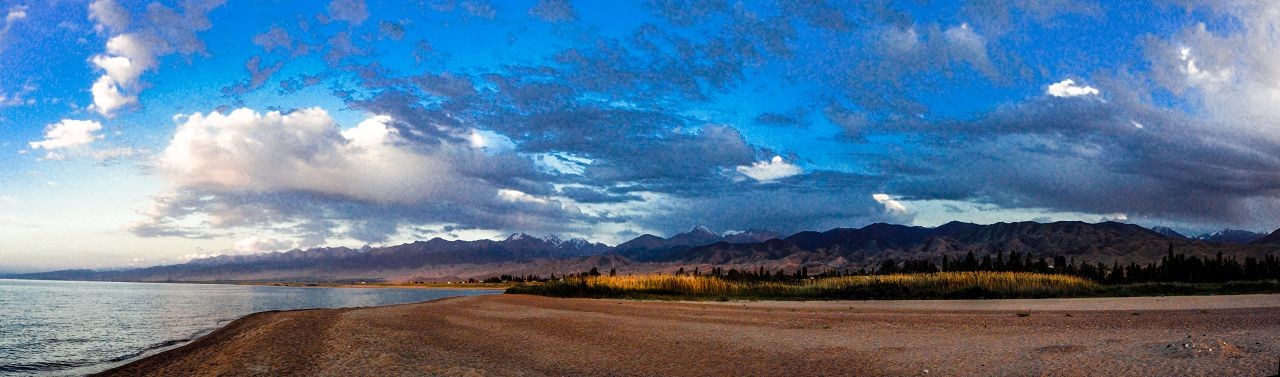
[{"left": 98, "top": 294, "right": 1280, "bottom": 376}]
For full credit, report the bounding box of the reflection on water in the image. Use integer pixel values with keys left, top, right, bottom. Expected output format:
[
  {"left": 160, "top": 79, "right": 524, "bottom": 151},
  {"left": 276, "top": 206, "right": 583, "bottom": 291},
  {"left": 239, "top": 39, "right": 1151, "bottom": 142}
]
[{"left": 0, "top": 279, "right": 497, "bottom": 376}]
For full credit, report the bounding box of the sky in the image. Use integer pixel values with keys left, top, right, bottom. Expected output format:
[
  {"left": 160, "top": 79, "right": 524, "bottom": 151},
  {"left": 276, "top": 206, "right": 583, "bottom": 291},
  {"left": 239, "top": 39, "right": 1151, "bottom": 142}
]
[{"left": 2, "top": 0, "right": 1280, "bottom": 272}]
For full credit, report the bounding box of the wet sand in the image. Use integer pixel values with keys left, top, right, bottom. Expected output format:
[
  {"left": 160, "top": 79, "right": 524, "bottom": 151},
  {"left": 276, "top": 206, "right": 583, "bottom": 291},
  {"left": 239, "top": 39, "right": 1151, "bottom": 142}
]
[{"left": 99, "top": 294, "right": 1280, "bottom": 376}]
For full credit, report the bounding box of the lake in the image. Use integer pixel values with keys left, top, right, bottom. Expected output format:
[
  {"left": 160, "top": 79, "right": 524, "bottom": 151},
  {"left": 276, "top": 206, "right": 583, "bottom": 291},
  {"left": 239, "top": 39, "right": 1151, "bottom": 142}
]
[{"left": 0, "top": 279, "right": 497, "bottom": 376}]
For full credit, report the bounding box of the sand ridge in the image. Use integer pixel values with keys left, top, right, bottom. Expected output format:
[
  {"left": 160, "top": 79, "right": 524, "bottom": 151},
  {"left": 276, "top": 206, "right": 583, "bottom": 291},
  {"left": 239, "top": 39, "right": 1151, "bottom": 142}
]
[{"left": 97, "top": 294, "right": 1280, "bottom": 376}]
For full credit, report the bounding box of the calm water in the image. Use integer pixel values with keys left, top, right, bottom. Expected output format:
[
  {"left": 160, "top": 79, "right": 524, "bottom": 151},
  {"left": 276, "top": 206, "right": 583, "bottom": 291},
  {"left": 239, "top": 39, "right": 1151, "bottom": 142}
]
[{"left": 0, "top": 279, "right": 496, "bottom": 376}]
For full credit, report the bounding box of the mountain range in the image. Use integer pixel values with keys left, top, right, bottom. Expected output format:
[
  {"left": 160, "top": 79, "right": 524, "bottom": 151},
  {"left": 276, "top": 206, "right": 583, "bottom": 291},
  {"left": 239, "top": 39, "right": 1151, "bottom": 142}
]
[
  {"left": 1148, "top": 226, "right": 1268, "bottom": 244},
  {"left": 8, "top": 222, "right": 1280, "bottom": 283}
]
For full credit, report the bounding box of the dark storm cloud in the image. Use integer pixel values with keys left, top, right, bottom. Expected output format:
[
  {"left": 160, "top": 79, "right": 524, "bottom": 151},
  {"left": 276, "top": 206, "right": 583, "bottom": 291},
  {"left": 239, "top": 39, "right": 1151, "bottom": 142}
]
[
  {"left": 132, "top": 183, "right": 621, "bottom": 245},
  {"left": 639, "top": 171, "right": 912, "bottom": 235},
  {"left": 343, "top": 88, "right": 471, "bottom": 145},
  {"left": 411, "top": 72, "right": 476, "bottom": 99},
  {"left": 558, "top": 186, "right": 642, "bottom": 204},
  {"left": 882, "top": 82, "right": 1280, "bottom": 226},
  {"left": 822, "top": 102, "right": 868, "bottom": 138}
]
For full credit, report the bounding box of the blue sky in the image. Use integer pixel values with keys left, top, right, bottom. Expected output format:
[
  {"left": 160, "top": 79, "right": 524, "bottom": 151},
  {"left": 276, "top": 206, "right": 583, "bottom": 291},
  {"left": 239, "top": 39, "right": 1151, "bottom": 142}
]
[{"left": 2, "top": 0, "right": 1279, "bottom": 271}]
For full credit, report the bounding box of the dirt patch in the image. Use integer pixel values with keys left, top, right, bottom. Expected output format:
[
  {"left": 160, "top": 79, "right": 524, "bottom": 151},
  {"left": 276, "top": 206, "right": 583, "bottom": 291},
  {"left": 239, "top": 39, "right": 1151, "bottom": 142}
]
[
  {"left": 99, "top": 294, "right": 1280, "bottom": 376},
  {"left": 1035, "top": 345, "right": 1082, "bottom": 354}
]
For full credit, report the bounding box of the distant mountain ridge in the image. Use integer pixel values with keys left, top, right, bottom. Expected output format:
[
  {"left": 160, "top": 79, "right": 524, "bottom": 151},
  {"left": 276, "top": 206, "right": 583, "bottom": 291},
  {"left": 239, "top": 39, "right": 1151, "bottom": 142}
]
[
  {"left": 1149, "top": 226, "right": 1187, "bottom": 239},
  {"left": 615, "top": 226, "right": 779, "bottom": 261},
  {"left": 7, "top": 222, "right": 1280, "bottom": 283},
  {"left": 1253, "top": 229, "right": 1280, "bottom": 245},
  {"left": 668, "top": 221, "right": 1177, "bottom": 268},
  {"left": 1191, "top": 229, "right": 1266, "bottom": 244}
]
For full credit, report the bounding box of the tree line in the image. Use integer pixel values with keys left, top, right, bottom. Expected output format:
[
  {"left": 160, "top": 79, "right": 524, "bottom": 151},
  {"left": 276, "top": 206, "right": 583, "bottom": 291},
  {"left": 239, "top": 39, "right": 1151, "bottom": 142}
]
[
  {"left": 736, "top": 244, "right": 1279, "bottom": 284},
  {"left": 481, "top": 243, "right": 1280, "bottom": 285}
]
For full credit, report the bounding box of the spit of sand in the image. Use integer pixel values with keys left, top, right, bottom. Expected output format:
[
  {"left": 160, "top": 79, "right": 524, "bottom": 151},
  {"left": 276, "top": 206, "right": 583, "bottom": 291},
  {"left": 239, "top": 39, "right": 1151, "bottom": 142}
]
[{"left": 99, "top": 294, "right": 1280, "bottom": 376}]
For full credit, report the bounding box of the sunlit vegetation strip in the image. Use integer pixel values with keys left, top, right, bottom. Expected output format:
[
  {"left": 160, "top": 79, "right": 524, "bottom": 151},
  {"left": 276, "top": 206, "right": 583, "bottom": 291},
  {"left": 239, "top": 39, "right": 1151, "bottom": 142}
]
[{"left": 506, "top": 272, "right": 1103, "bottom": 300}]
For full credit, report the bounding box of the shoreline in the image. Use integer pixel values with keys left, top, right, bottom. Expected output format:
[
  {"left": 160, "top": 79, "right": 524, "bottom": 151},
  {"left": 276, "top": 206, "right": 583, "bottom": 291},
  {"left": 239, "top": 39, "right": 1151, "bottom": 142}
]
[
  {"left": 84, "top": 295, "right": 490, "bottom": 376},
  {"left": 68, "top": 288, "right": 498, "bottom": 376},
  {"left": 99, "top": 293, "right": 1280, "bottom": 376}
]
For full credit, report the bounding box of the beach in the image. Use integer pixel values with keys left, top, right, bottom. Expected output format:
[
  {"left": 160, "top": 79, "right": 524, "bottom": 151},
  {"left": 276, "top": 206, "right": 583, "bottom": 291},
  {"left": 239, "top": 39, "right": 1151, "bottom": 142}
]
[{"left": 99, "top": 294, "right": 1280, "bottom": 376}]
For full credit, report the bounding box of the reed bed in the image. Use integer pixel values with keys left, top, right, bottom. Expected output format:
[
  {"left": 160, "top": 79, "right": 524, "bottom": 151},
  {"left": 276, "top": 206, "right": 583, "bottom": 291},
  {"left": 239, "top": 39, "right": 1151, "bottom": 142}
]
[{"left": 506, "top": 271, "right": 1102, "bottom": 300}]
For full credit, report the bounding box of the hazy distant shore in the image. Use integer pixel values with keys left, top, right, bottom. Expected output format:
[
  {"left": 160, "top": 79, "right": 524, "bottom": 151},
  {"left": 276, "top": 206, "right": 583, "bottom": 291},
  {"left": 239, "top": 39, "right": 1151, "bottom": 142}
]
[{"left": 98, "top": 294, "right": 1280, "bottom": 376}]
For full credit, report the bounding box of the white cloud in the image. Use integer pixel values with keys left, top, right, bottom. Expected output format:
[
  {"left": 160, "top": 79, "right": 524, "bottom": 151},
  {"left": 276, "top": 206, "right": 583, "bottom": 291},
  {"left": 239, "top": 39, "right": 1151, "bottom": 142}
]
[
  {"left": 135, "top": 106, "right": 599, "bottom": 244},
  {"left": 1177, "top": 47, "right": 1232, "bottom": 90},
  {"left": 89, "top": 34, "right": 155, "bottom": 116},
  {"left": 881, "top": 25, "right": 920, "bottom": 55},
  {"left": 29, "top": 120, "right": 104, "bottom": 157},
  {"left": 90, "top": 75, "right": 136, "bottom": 115},
  {"left": 944, "top": 23, "right": 982, "bottom": 53},
  {"left": 1, "top": 5, "right": 27, "bottom": 36},
  {"left": 872, "top": 193, "right": 908, "bottom": 214},
  {"left": 5, "top": 5, "right": 27, "bottom": 23},
  {"left": 88, "top": 147, "right": 142, "bottom": 161},
  {"left": 735, "top": 156, "right": 802, "bottom": 182},
  {"left": 84, "top": 1, "right": 224, "bottom": 116},
  {"left": 468, "top": 129, "right": 486, "bottom": 148},
  {"left": 88, "top": 0, "right": 130, "bottom": 33},
  {"left": 0, "top": 84, "right": 35, "bottom": 107},
  {"left": 1046, "top": 79, "right": 1100, "bottom": 97},
  {"left": 157, "top": 108, "right": 457, "bottom": 204},
  {"left": 1144, "top": 6, "right": 1280, "bottom": 144},
  {"left": 943, "top": 23, "right": 996, "bottom": 77},
  {"left": 233, "top": 236, "right": 295, "bottom": 253},
  {"left": 95, "top": 35, "right": 153, "bottom": 84},
  {"left": 534, "top": 152, "right": 590, "bottom": 175},
  {"left": 494, "top": 188, "right": 582, "bottom": 221},
  {"left": 1101, "top": 212, "right": 1128, "bottom": 222},
  {"left": 27, "top": 119, "right": 133, "bottom": 161},
  {"left": 340, "top": 115, "right": 397, "bottom": 146},
  {"left": 497, "top": 189, "right": 549, "bottom": 205},
  {"left": 467, "top": 129, "right": 515, "bottom": 152}
]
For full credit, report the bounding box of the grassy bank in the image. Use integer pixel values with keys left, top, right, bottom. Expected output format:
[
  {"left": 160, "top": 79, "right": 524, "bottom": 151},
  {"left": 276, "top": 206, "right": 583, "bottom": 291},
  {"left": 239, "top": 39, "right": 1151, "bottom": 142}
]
[
  {"left": 506, "top": 272, "right": 1112, "bottom": 300},
  {"left": 507, "top": 272, "right": 1280, "bottom": 300}
]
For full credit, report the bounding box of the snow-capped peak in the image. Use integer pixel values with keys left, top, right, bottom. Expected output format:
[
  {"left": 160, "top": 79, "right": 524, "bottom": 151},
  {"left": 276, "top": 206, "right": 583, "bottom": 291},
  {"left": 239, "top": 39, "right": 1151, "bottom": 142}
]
[
  {"left": 690, "top": 225, "right": 715, "bottom": 234},
  {"left": 504, "top": 233, "right": 592, "bottom": 248},
  {"left": 563, "top": 237, "right": 592, "bottom": 249},
  {"left": 506, "top": 233, "right": 534, "bottom": 241}
]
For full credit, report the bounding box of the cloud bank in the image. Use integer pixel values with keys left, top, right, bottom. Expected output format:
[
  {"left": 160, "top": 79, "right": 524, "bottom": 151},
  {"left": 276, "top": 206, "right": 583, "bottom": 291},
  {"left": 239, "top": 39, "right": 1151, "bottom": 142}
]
[{"left": 116, "top": 0, "right": 1280, "bottom": 246}]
